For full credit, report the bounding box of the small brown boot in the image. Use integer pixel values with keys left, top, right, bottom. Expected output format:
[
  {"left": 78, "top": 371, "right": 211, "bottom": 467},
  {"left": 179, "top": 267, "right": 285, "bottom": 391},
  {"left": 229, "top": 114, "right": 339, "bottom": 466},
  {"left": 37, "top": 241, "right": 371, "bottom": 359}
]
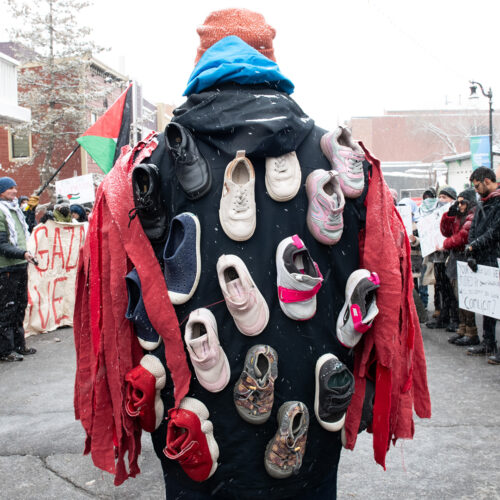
[{"left": 432, "top": 309, "right": 440, "bottom": 319}]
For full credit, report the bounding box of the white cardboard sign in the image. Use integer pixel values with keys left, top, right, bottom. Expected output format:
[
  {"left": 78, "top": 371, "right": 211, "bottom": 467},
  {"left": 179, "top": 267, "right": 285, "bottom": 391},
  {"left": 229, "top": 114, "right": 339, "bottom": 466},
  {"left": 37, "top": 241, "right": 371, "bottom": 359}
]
[
  {"left": 397, "top": 205, "right": 413, "bottom": 237},
  {"left": 416, "top": 204, "right": 449, "bottom": 258},
  {"left": 457, "top": 261, "right": 500, "bottom": 320},
  {"left": 55, "top": 173, "right": 95, "bottom": 204}
]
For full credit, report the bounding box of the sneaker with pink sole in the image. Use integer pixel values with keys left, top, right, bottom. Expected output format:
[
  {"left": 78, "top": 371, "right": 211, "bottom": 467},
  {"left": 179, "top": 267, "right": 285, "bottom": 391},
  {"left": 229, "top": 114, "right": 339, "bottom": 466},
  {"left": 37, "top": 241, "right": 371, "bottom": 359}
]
[
  {"left": 185, "top": 308, "right": 230, "bottom": 393},
  {"left": 305, "top": 169, "right": 345, "bottom": 245},
  {"left": 217, "top": 254, "right": 269, "bottom": 336},
  {"left": 320, "top": 126, "right": 365, "bottom": 198}
]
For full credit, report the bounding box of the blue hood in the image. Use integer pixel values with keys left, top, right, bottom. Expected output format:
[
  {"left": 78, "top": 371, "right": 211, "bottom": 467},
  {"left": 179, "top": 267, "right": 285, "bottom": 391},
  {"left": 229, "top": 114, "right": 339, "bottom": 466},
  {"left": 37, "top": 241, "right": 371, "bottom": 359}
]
[{"left": 184, "top": 36, "right": 294, "bottom": 96}]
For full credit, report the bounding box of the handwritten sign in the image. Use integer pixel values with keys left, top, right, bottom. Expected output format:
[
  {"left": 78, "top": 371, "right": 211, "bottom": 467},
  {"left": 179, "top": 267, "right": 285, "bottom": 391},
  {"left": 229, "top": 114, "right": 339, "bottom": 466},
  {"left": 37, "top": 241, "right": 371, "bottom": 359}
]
[
  {"left": 416, "top": 204, "right": 449, "bottom": 258},
  {"left": 55, "top": 173, "right": 95, "bottom": 204},
  {"left": 457, "top": 261, "right": 500, "bottom": 320},
  {"left": 23, "top": 220, "right": 86, "bottom": 335}
]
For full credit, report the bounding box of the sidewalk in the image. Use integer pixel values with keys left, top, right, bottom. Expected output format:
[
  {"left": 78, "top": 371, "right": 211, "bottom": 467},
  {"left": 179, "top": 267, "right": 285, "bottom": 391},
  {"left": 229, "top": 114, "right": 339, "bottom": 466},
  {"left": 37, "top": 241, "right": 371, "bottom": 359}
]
[{"left": 0, "top": 324, "right": 499, "bottom": 499}]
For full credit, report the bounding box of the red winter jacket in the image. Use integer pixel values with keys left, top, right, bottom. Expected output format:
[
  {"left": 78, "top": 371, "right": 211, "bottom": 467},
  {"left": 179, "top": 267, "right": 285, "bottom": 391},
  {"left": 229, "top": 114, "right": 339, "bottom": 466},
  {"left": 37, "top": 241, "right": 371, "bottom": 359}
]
[{"left": 440, "top": 208, "right": 476, "bottom": 251}]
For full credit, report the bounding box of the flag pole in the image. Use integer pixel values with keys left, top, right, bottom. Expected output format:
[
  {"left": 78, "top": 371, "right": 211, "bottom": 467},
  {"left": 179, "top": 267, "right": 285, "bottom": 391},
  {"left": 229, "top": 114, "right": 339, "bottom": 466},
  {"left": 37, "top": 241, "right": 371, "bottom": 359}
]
[{"left": 36, "top": 144, "right": 81, "bottom": 196}]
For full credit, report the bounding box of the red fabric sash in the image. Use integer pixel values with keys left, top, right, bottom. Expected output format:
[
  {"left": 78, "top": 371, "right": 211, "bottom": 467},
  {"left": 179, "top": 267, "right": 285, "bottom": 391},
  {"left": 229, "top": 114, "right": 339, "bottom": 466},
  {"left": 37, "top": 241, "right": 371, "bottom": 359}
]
[
  {"left": 74, "top": 133, "right": 191, "bottom": 485},
  {"left": 343, "top": 143, "right": 431, "bottom": 468}
]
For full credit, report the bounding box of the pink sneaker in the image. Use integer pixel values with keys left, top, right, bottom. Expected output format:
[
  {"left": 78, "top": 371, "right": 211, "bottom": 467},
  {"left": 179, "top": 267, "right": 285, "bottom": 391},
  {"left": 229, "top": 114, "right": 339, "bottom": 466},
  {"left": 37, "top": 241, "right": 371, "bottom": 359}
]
[
  {"left": 305, "top": 169, "right": 345, "bottom": 245},
  {"left": 320, "top": 127, "right": 365, "bottom": 198},
  {"left": 185, "top": 308, "right": 230, "bottom": 393},
  {"left": 217, "top": 254, "right": 269, "bottom": 336}
]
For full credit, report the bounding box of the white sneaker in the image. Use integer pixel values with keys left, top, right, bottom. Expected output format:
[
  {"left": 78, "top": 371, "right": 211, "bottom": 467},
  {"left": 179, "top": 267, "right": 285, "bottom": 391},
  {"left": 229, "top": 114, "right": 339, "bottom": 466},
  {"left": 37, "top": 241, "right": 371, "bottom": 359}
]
[
  {"left": 276, "top": 235, "right": 323, "bottom": 321},
  {"left": 217, "top": 254, "right": 269, "bottom": 336},
  {"left": 265, "top": 151, "right": 302, "bottom": 202},
  {"left": 336, "top": 269, "right": 380, "bottom": 348},
  {"left": 185, "top": 308, "right": 230, "bottom": 393},
  {"left": 219, "top": 150, "right": 256, "bottom": 241}
]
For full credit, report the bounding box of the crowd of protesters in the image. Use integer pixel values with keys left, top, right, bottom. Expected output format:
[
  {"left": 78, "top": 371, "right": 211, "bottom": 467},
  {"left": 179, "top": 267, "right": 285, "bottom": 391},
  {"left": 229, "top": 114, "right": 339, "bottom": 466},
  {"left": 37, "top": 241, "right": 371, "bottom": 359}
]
[
  {"left": 399, "top": 166, "right": 500, "bottom": 365},
  {"left": 0, "top": 176, "right": 92, "bottom": 362}
]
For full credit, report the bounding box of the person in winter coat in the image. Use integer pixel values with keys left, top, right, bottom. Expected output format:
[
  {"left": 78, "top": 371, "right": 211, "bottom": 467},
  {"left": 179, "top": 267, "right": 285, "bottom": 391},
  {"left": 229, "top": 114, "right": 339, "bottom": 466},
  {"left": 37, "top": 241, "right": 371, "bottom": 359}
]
[
  {"left": 426, "top": 186, "right": 459, "bottom": 331},
  {"left": 438, "top": 189, "right": 478, "bottom": 345},
  {"left": 70, "top": 204, "right": 88, "bottom": 222},
  {"left": 72, "top": 8, "right": 430, "bottom": 496},
  {"left": 0, "top": 177, "right": 37, "bottom": 362},
  {"left": 465, "top": 167, "right": 500, "bottom": 362}
]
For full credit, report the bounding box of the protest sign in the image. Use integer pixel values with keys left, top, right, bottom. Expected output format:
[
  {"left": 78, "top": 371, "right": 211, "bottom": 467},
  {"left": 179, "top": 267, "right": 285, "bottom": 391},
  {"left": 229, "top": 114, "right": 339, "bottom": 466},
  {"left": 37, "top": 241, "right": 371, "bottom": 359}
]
[
  {"left": 23, "top": 220, "right": 86, "bottom": 334},
  {"left": 55, "top": 173, "right": 95, "bottom": 204},
  {"left": 397, "top": 204, "right": 413, "bottom": 237},
  {"left": 457, "top": 261, "right": 500, "bottom": 320},
  {"left": 416, "top": 204, "right": 449, "bottom": 257}
]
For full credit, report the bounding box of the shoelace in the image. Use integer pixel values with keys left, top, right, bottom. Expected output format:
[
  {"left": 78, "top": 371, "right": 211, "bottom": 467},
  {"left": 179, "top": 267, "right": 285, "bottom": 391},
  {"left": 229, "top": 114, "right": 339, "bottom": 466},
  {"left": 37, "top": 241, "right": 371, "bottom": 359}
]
[
  {"left": 127, "top": 195, "right": 154, "bottom": 227},
  {"left": 273, "top": 156, "right": 288, "bottom": 174},
  {"left": 272, "top": 432, "right": 304, "bottom": 473},
  {"left": 327, "top": 212, "right": 342, "bottom": 226},
  {"left": 232, "top": 186, "right": 250, "bottom": 213},
  {"left": 236, "top": 372, "right": 270, "bottom": 411},
  {"left": 347, "top": 153, "right": 365, "bottom": 174},
  {"left": 172, "top": 149, "right": 195, "bottom": 165}
]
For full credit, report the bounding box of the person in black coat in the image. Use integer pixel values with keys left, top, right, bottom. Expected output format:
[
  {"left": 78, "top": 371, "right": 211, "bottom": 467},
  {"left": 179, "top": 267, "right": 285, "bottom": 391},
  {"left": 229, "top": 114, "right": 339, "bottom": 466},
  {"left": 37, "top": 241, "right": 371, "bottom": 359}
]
[
  {"left": 137, "top": 9, "right": 368, "bottom": 499},
  {"left": 465, "top": 167, "right": 500, "bottom": 361}
]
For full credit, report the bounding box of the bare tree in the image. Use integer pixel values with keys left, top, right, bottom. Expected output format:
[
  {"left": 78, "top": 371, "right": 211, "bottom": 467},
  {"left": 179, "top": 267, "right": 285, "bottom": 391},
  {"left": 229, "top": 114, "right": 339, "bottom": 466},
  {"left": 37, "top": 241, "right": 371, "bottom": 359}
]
[
  {"left": 6, "top": 0, "right": 113, "bottom": 196},
  {"left": 409, "top": 109, "right": 498, "bottom": 162}
]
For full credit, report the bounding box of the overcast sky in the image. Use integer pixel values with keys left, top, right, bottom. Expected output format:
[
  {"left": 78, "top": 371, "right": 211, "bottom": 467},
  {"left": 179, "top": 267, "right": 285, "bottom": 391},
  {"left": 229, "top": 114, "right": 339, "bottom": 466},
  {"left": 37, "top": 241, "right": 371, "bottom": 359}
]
[{"left": 3, "top": 0, "right": 499, "bottom": 129}]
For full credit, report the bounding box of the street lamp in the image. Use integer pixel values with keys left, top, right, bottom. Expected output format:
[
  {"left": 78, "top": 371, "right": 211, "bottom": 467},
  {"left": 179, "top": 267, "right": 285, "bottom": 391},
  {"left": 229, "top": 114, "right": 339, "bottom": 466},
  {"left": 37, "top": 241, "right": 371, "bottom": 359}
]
[{"left": 469, "top": 80, "right": 493, "bottom": 170}]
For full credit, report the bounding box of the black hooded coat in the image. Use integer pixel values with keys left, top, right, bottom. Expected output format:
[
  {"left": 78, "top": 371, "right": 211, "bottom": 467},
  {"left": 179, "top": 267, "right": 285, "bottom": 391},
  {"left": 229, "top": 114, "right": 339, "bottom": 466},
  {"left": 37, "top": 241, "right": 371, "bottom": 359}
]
[{"left": 146, "top": 84, "right": 367, "bottom": 498}]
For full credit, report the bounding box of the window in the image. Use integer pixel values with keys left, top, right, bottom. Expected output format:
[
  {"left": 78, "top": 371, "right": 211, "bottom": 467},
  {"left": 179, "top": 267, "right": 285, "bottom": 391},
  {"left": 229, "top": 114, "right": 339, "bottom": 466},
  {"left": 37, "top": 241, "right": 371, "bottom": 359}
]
[
  {"left": 11, "top": 131, "right": 31, "bottom": 159},
  {"left": 91, "top": 112, "right": 98, "bottom": 125}
]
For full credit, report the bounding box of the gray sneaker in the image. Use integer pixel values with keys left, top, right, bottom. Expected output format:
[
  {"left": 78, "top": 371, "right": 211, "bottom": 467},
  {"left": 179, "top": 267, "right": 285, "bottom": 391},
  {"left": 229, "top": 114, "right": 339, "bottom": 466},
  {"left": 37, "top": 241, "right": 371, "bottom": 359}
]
[
  {"left": 233, "top": 345, "right": 278, "bottom": 424},
  {"left": 264, "top": 401, "right": 309, "bottom": 479}
]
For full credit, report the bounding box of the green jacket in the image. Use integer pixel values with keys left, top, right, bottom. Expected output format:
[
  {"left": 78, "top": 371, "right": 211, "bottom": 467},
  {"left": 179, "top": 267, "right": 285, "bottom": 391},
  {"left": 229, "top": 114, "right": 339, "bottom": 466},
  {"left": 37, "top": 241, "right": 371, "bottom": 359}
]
[{"left": 0, "top": 207, "right": 27, "bottom": 270}]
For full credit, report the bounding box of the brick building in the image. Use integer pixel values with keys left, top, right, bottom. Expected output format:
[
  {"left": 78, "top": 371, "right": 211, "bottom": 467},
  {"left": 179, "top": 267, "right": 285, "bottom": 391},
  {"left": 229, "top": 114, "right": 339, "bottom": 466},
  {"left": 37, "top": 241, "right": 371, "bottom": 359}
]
[
  {"left": 350, "top": 108, "right": 499, "bottom": 196},
  {"left": 0, "top": 43, "right": 174, "bottom": 202}
]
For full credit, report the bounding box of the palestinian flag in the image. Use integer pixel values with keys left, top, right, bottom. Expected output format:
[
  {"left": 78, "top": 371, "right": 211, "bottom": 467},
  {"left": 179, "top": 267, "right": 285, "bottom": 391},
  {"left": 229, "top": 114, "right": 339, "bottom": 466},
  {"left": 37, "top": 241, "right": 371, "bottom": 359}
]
[{"left": 77, "top": 83, "right": 133, "bottom": 174}]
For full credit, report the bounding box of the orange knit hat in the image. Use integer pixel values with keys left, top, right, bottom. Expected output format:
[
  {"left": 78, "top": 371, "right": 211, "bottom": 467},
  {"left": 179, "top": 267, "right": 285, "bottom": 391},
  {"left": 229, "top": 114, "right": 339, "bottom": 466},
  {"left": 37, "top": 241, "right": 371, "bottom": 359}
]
[{"left": 195, "top": 8, "right": 276, "bottom": 64}]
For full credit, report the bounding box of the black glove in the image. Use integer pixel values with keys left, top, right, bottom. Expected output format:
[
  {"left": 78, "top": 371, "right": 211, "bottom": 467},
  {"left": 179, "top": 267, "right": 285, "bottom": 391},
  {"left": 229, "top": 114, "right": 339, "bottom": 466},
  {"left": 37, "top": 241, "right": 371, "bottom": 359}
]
[
  {"left": 448, "top": 201, "right": 459, "bottom": 216},
  {"left": 467, "top": 257, "right": 478, "bottom": 273}
]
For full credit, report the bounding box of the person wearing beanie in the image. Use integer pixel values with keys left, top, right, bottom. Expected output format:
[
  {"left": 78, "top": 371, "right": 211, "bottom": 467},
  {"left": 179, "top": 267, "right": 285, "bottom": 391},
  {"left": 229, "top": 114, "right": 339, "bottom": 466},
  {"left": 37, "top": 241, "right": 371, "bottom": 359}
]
[
  {"left": 466, "top": 167, "right": 500, "bottom": 361},
  {"left": 194, "top": 8, "right": 276, "bottom": 64},
  {"left": 438, "top": 186, "right": 457, "bottom": 202},
  {"left": 438, "top": 188, "right": 478, "bottom": 345},
  {"left": 0, "top": 177, "right": 37, "bottom": 362},
  {"left": 422, "top": 186, "right": 437, "bottom": 200},
  {"left": 73, "top": 8, "right": 430, "bottom": 496},
  {"left": 427, "top": 186, "right": 460, "bottom": 331},
  {"left": 70, "top": 204, "right": 88, "bottom": 222}
]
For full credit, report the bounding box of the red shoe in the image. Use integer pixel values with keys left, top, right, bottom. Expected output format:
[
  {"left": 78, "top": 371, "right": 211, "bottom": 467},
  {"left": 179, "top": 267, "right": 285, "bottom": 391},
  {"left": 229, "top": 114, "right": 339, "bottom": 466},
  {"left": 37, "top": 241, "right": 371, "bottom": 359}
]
[
  {"left": 164, "top": 397, "right": 219, "bottom": 482},
  {"left": 125, "top": 355, "right": 166, "bottom": 432}
]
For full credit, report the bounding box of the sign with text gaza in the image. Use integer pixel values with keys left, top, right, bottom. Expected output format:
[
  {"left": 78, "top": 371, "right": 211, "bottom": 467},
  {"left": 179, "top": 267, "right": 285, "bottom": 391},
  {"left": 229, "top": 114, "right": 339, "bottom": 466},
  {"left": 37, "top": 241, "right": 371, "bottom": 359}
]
[
  {"left": 457, "top": 261, "right": 500, "bottom": 320},
  {"left": 23, "top": 220, "right": 87, "bottom": 334}
]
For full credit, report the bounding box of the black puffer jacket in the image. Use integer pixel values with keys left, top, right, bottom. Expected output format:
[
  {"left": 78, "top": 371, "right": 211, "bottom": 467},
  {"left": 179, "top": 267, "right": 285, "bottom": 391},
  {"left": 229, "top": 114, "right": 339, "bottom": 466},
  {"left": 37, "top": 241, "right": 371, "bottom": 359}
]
[
  {"left": 147, "top": 84, "right": 367, "bottom": 499},
  {"left": 468, "top": 188, "right": 500, "bottom": 266}
]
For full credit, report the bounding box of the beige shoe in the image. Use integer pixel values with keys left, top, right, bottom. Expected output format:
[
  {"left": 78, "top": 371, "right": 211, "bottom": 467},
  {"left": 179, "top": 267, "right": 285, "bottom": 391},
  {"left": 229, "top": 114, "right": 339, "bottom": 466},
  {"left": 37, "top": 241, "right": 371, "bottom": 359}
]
[
  {"left": 219, "top": 150, "right": 256, "bottom": 241},
  {"left": 265, "top": 151, "right": 302, "bottom": 202}
]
